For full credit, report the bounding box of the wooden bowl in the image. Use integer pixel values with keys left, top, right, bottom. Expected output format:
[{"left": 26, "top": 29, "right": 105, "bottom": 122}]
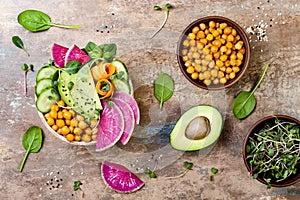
[
  {"left": 242, "top": 115, "right": 300, "bottom": 187},
  {"left": 177, "top": 16, "right": 250, "bottom": 90}
]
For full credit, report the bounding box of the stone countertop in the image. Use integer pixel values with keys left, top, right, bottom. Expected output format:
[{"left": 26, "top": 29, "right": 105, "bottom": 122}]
[{"left": 1, "top": 0, "right": 300, "bottom": 199}]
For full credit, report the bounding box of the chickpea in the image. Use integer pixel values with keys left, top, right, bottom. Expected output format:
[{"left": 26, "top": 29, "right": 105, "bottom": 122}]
[
  {"left": 49, "top": 110, "right": 57, "bottom": 119},
  {"left": 69, "top": 126, "right": 74, "bottom": 133},
  {"left": 226, "top": 67, "right": 233, "bottom": 74},
  {"left": 194, "top": 64, "right": 201, "bottom": 72},
  {"left": 213, "top": 52, "right": 221, "bottom": 59},
  {"left": 199, "top": 38, "right": 207, "bottom": 45},
  {"left": 211, "top": 46, "right": 218, "bottom": 53},
  {"left": 76, "top": 115, "right": 84, "bottom": 121},
  {"left": 90, "top": 119, "right": 98, "bottom": 128},
  {"left": 226, "top": 42, "right": 233, "bottom": 49},
  {"left": 74, "top": 127, "right": 83, "bottom": 135},
  {"left": 203, "top": 79, "right": 211, "bottom": 86},
  {"left": 230, "top": 59, "right": 237, "bottom": 66},
  {"left": 220, "top": 38, "right": 226, "bottom": 44},
  {"left": 85, "top": 128, "right": 92, "bottom": 136},
  {"left": 183, "top": 39, "right": 189, "bottom": 47},
  {"left": 57, "top": 128, "right": 62, "bottom": 135},
  {"left": 182, "top": 56, "right": 188, "bottom": 62},
  {"left": 213, "top": 78, "right": 219, "bottom": 85},
  {"left": 229, "top": 72, "right": 236, "bottom": 79},
  {"left": 220, "top": 23, "right": 227, "bottom": 29},
  {"left": 57, "top": 100, "right": 65, "bottom": 107},
  {"left": 232, "top": 66, "right": 240, "bottom": 73},
  {"left": 194, "top": 59, "right": 201, "bottom": 64},
  {"left": 201, "top": 65, "right": 208, "bottom": 72},
  {"left": 205, "top": 54, "right": 213, "bottom": 61},
  {"left": 189, "top": 39, "right": 196, "bottom": 47},
  {"left": 74, "top": 135, "right": 81, "bottom": 142},
  {"left": 199, "top": 73, "right": 205, "bottom": 80},
  {"left": 69, "top": 109, "right": 75, "bottom": 117},
  {"left": 65, "top": 119, "right": 71, "bottom": 126},
  {"left": 57, "top": 111, "right": 63, "bottom": 119},
  {"left": 220, "top": 46, "right": 227, "bottom": 53},
  {"left": 235, "top": 41, "right": 244, "bottom": 50},
  {"left": 232, "top": 29, "right": 237, "bottom": 36},
  {"left": 216, "top": 60, "right": 224, "bottom": 68},
  {"left": 56, "top": 119, "right": 65, "bottom": 128},
  {"left": 61, "top": 126, "right": 70, "bottom": 135},
  {"left": 236, "top": 59, "right": 242, "bottom": 66},
  {"left": 193, "top": 52, "right": 201, "bottom": 59},
  {"left": 220, "top": 67, "right": 226, "bottom": 72},
  {"left": 63, "top": 111, "right": 72, "bottom": 120},
  {"left": 52, "top": 125, "right": 58, "bottom": 131},
  {"left": 209, "top": 21, "right": 216, "bottom": 28},
  {"left": 182, "top": 49, "right": 188, "bottom": 56},
  {"left": 78, "top": 121, "right": 88, "bottom": 130},
  {"left": 191, "top": 72, "right": 199, "bottom": 80},
  {"left": 202, "top": 48, "right": 210, "bottom": 55},
  {"left": 225, "top": 48, "right": 232, "bottom": 55},
  {"left": 208, "top": 60, "right": 215, "bottom": 68},
  {"left": 223, "top": 27, "right": 232, "bottom": 35},
  {"left": 227, "top": 34, "right": 234, "bottom": 42},
  {"left": 230, "top": 54, "right": 237, "bottom": 60},
  {"left": 92, "top": 134, "right": 97, "bottom": 141},
  {"left": 51, "top": 104, "right": 59, "bottom": 112},
  {"left": 203, "top": 71, "right": 211, "bottom": 79},
  {"left": 239, "top": 47, "right": 246, "bottom": 54},
  {"left": 188, "top": 33, "right": 196, "bottom": 40},
  {"left": 70, "top": 118, "right": 78, "bottom": 127},
  {"left": 211, "top": 69, "right": 218, "bottom": 77},
  {"left": 237, "top": 52, "right": 243, "bottom": 60},
  {"left": 47, "top": 117, "right": 55, "bottom": 126},
  {"left": 82, "top": 134, "right": 91, "bottom": 142},
  {"left": 192, "top": 26, "right": 200, "bottom": 34},
  {"left": 206, "top": 34, "right": 214, "bottom": 41},
  {"left": 225, "top": 60, "right": 231, "bottom": 67},
  {"left": 204, "top": 29, "right": 210, "bottom": 35},
  {"left": 212, "top": 30, "right": 220, "bottom": 37},
  {"left": 44, "top": 113, "right": 50, "bottom": 119},
  {"left": 213, "top": 39, "right": 222, "bottom": 48},
  {"left": 200, "top": 23, "right": 206, "bottom": 30},
  {"left": 218, "top": 71, "right": 225, "bottom": 78},
  {"left": 186, "top": 66, "right": 195, "bottom": 74},
  {"left": 66, "top": 134, "right": 75, "bottom": 142},
  {"left": 220, "top": 54, "right": 228, "bottom": 62},
  {"left": 197, "top": 42, "right": 205, "bottom": 49},
  {"left": 197, "top": 31, "right": 205, "bottom": 39},
  {"left": 220, "top": 77, "right": 227, "bottom": 84}
]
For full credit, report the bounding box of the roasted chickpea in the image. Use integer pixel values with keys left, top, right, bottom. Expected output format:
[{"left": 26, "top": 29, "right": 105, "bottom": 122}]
[
  {"left": 74, "top": 127, "right": 83, "bottom": 135},
  {"left": 51, "top": 104, "right": 59, "bottom": 112},
  {"left": 192, "top": 26, "right": 200, "bottom": 34},
  {"left": 78, "top": 121, "right": 88, "bottom": 130},
  {"left": 57, "top": 100, "right": 65, "bottom": 107},
  {"left": 47, "top": 117, "right": 55, "bottom": 126},
  {"left": 49, "top": 110, "right": 57, "bottom": 119},
  {"left": 66, "top": 134, "right": 75, "bottom": 142},
  {"left": 61, "top": 126, "right": 70, "bottom": 135},
  {"left": 56, "top": 119, "right": 65, "bottom": 128},
  {"left": 82, "top": 134, "right": 91, "bottom": 142}
]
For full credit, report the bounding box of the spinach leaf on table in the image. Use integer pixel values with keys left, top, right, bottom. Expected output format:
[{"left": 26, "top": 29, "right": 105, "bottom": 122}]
[
  {"left": 232, "top": 64, "right": 269, "bottom": 119},
  {"left": 154, "top": 73, "right": 174, "bottom": 109},
  {"left": 17, "top": 10, "right": 81, "bottom": 32},
  {"left": 19, "top": 126, "right": 43, "bottom": 172},
  {"left": 12, "top": 36, "right": 30, "bottom": 56}
]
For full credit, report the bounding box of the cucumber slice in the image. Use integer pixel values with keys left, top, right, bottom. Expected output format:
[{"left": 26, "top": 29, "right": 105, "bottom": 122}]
[
  {"left": 36, "top": 66, "right": 59, "bottom": 82},
  {"left": 112, "top": 79, "right": 131, "bottom": 94},
  {"left": 35, "top": 78, "right": 55, "bottom": 96},
  {"left": 36, "top": 87, "right": 60, "bottom": 113},
  {"left": 112, "top": 60, "right": 129, "bottom": 81}
]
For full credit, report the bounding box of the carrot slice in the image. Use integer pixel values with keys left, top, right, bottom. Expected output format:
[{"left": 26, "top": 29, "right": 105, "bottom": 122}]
[{"left": 96, "top": 79, "right": 114, "bottom": 99}]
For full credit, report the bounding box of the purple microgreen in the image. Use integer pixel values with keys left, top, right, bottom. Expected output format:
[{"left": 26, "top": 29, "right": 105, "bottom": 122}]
[
  {"left": 21, "top": 64, "right": 34, "bottom": 96},
  {"left": 151, "top": 3, "right": 173, "bottom": 39}
]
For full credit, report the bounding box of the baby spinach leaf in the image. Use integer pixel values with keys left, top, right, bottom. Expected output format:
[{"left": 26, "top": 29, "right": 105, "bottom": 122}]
[
  {"left": 19, "top": 126, "right": 43, "bottom": 172},
  {"left": 12, "top": 36, "right": 30, "bottom": 56},
  {"left": 99, "top": 43, "right": 117, "bottom": 62},
  {"left": 154, "top": 73, "right": 174, "bottom": 109},
  {"left": 232, "top": 64, "right": 268, "bottom": 119},
  {"left": 63, "top": 60, "right": 81, "bottom": 74},
  {"left": 17, "top": 10, "right": 81, "bottom": 32},
  {"left": 84, "top": 42, "right": 103, "bottom": 59}
]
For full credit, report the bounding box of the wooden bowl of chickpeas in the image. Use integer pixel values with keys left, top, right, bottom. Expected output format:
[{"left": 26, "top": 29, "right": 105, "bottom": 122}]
[{"left": 177, "top": 16, "right": 250, "bottom": 90}]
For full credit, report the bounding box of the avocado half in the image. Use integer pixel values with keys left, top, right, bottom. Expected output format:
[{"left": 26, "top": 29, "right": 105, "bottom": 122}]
[{"left": 170, "top": 105, "right": 223, "bottom": 151}]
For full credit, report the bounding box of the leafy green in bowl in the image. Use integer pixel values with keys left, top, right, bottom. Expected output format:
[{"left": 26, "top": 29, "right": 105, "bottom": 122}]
[{"left": 243, "top": 115, "right": 300, "bottom": 188}]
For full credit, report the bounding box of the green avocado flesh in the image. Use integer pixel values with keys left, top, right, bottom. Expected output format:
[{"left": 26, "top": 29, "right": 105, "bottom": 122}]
[
  {"left": 57, "top": 65, "right": 102, "bottom": 119},
  {"left": 170, "top": 105, "right": 223, "bottom": 151}
]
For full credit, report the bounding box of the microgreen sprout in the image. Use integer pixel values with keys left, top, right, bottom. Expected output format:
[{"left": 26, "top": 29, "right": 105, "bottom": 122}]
[
  {"left": 210, "top": 167, "right": 218, "bottom": 181},
  {"left": 166, "top": 161, "right": 193, "bottom": 179},
  {"left": 150, "top": 3, "right": 173, "bottom": 39},
  {"left": 12, "top": 36, "right": 30, "bottom": 56},
  {"left": 73, "top": 180, "right": 84, "bottom": 198},
  {"left": 144, "top": 159, "right": 158, "bottom": 178},
  {"left": 21, "top": 63, "right": 34, "bottom": 96},
  {"left": 246, "top": 118, "right": 300, "bottom": 189}
]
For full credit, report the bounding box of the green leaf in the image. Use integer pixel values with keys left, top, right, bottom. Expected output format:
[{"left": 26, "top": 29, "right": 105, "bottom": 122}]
[
  {"left": 232, "top": 91, "right": 256, "bottom": 119},
  {"left": 19, "top": 126, "right": 43, "bottom": 172},
  {"left": 184, "top": 161, "right": 193, "bottom": 170},
  {"left": 73, "top": 180, "right": 82, "bottom": 191},
  {"left": 154, "top": 73, "right": 174, "bottom": 109},
  {"left": 165, "top": 3, "right": 172, "bottom": 9},
  {"left": 84, "top": 42, "right": 103, "bottom": 59},
  {"left": 232, "top": 64, "right": 268, "bottom": 119},
  {"left": 63, "top": 60, "right": 81, "bottom": 74},
  {"left": 149, "top": 171, "right": 157, "bottom": 178},
  {"left": 12, "top": 36, "right": 30, "bottom": 56},
  {"left": 17, "top": 10, "right": 81, "bottom": 32},
  {"left": 211, "top": 167, "right": 218, "bottom": 175},
  {"left": 99, "top": 43, "right": 117, "bottom": 62},
  {"left": 154, "top": 5, "right": 161, "bottom": 10},
  {"left": 268, "top": 148, "right": 275, "bottom": 157}
]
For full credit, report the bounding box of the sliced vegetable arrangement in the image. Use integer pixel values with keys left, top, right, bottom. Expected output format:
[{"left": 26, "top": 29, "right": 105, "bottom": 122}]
[{"left": 35, "top": 42, "right": 140, "bottom": 150}]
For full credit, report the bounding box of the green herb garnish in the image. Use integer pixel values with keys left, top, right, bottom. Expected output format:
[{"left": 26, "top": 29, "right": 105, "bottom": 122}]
[
  {"left": 73, "top": 180, "right": 85, "bottom": 198},
  {"left": 154, "top": 73, "right": 174, "bottom": 109},
  {"left": 232, "top": 64, "right": 268, "bottom": 119},
  {"left": 21, "top": 63, "right": 34, "bottom": 96},
  {"left": 17, "top": 10, "right": 81, "bottom": 32},
  {"left": 166, "top": 161, "right": 193, "bottom": 179},
  {"left": 210, "top": 167, "right": 218, "bottom": 181},
  {"left": 144, "top": 168, "right": 157, "bottom": 179},
  {"left": 19, "top": 126, "right": 43, "bottom": 172},
  {"left": 151, "top": 3, "right": 173, "bottom": 38},
  {"left": 12, "top": 36, "right": 30, "bottom": 56},
  {"left": 246, "top": 118, "right": 300, "bottom": 189}
]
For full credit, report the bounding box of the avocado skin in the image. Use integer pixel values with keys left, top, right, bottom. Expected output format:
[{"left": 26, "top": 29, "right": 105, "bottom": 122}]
[{"left": 170, "top": 105, "right": 223, "bottom": 151}]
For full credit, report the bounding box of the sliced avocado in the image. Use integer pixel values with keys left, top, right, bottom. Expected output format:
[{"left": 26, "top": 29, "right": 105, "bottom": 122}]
[
  {"left": 170, "top": 105, "right": 223, "bottom": 151},
  {"left": 58, "top": 71, "right": 75, "bottom": 107}
]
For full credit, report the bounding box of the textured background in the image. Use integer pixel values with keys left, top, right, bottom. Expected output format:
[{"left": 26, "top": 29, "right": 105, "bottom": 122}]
[{"left": 1, "top": 0, "right": 300, "bottom": 199}]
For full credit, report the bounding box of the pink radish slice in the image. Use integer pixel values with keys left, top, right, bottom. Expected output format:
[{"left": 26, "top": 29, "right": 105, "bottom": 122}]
[
  {"left": 64, "top": 45, "right": 91, "bottom": 66},
  {"left": 52, "top": 43, "right": 69, "bottom": 68},
  {"left": 101, "top": 161, "right": 144, "bottom": 193},
  {"left": 113, "top": 91, "right": 140, "bottom": 124},
  {"left": 96, "top": 101, "right": 124, "bottom": 151},
  {"left": 112, "top": 98, "right": 135, "bottom": 145}
]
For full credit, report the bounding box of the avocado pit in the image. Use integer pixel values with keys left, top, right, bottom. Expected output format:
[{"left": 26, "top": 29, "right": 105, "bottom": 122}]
[{"left": 185, "top": 116, "right": 210, "bottom": 140}]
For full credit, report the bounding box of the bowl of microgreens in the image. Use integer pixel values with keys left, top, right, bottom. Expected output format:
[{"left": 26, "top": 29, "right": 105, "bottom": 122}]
[{"left": 243, "top": 115, "right": 300, "bottom": 188}]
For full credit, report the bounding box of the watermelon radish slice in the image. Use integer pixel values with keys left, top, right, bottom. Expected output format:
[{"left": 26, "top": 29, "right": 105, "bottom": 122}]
[
  {"left": 52, "top": 43, "right": 69, "bottom": 68},
  {"left": 101, "top": 161, "right": 144, "bottom": 193},
  {"left": 113, "top": 92, "right": 140, "bottom": 124},
  {"left": 65, "top": 45, "right": 91, "bottom": 66},
  {"left": 96, "top": 101, "right": 124, "bottom": 151},
  {"left": 112, "top": 98, "right": 135, "bottom": 145}
]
